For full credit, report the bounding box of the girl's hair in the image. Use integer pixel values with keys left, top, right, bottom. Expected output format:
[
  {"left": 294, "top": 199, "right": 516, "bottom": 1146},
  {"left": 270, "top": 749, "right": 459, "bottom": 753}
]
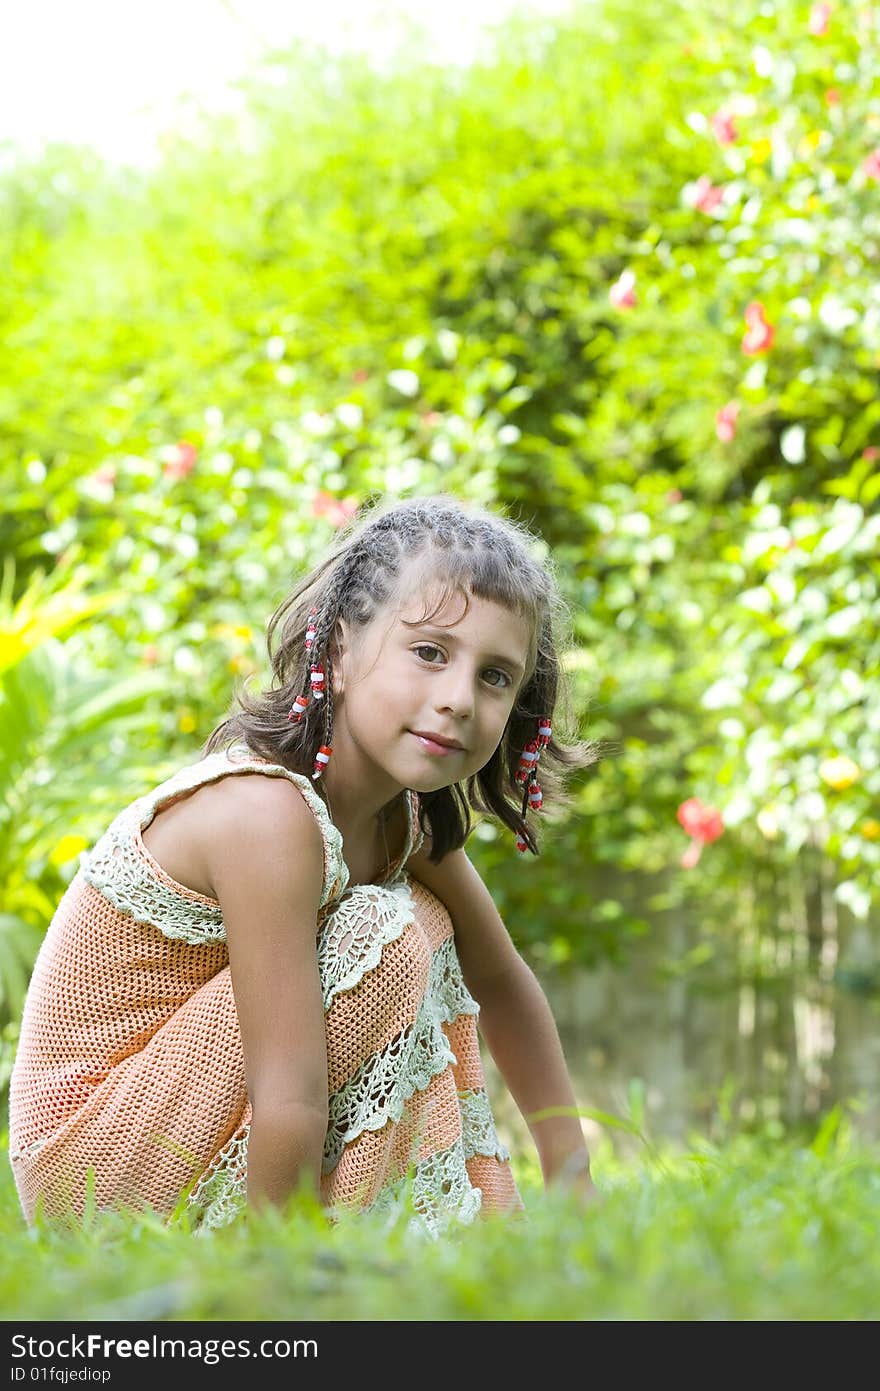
[{"left": 202, "top": 493, "right": 610, "bottom": 861}]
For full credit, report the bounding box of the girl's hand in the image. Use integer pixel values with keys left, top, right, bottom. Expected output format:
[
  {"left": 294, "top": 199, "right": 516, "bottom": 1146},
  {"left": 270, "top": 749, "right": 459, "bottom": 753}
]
[
  {"left": 557, "top": 1168, "right": 602, "bottom": 1208},
  {"left": 545, "top": 1150, "right": 602, "bottom": 1207}
]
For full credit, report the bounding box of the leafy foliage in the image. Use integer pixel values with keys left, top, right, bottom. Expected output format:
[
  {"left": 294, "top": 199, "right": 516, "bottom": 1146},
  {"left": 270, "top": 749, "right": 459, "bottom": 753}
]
[{"left": 0, "top": 0, "right": 877, "bottom": 995}]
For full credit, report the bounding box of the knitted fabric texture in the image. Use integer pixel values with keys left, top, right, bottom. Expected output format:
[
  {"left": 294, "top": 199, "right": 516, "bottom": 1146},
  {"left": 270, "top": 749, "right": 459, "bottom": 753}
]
[{"left": 8, "top": 747, "right": 522, "bottom": 1237}]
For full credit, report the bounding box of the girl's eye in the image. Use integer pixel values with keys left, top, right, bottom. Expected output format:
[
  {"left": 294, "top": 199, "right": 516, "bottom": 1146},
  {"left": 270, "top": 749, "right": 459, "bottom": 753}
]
[{"left": 412, "top": 645, "right": 511, "bottom": 688}]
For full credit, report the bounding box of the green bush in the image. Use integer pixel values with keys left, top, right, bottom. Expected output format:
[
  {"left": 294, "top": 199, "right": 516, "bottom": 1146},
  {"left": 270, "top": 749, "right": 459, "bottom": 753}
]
[{"left": 1, "top": 0, "right": 877, "bottom": 1012}]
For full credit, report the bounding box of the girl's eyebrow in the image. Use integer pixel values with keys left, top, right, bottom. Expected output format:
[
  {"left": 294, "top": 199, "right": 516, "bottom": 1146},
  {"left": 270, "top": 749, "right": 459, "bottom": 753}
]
[{"left": 413, "top": 623, "right": 526, "bottom": 675}]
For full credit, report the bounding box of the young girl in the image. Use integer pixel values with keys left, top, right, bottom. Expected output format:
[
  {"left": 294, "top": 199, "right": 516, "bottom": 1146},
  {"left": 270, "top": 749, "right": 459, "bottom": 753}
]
[{"left": 8, "top": 493, "right": 604, "bottom": 1236}]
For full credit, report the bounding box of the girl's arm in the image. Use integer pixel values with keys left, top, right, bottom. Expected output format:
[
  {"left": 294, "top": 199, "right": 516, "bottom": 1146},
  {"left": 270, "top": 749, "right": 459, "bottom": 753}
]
[
  {"left": 202, "top": 776, "right": 330, "bottom": 1213},
  {"left": 407, "top": 836, "right": 594, "bottom": 1196}
]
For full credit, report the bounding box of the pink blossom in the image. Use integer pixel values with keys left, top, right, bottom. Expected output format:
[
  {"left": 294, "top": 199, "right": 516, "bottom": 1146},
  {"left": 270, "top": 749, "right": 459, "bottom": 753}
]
[
  {"left": 677, "top": 797, "right": 724, "bottom": 843},
  {"left": 808, "top": 2, "right": 831, "bottom": 35},
  {"left": 863, "top": 150, "right": 880, "bottom": 181},
  {"left": 94, "top": 464, "right": 117, "bottom": 486},
  {"left": 142, "top": 644, "right": 160, "bottom": 666},
  {"left": 351, "top": 368, "right": 370, "bottom": 383},
  {"left": 677, "top": 797, "right": 724, "bottom": 868},
  {"left": 824, "top": 88, "right": 841, "bottom": 106},
  {"left": 742, "top": 302, "right": 775, "bottom": 355},
  {"left": 675, "top": 795, "right": 722, "bottom": 867},
  {"left": 420, "top": 411, "right": 442, "bottom": 427},
  {"left": 311, "top": 490, "right": 359, "bottom": 528},
  {"left": 862, "top": 445, "right": 880, "bottom": 461},
  {"left": 692, "top": 176, "right": 725, "bottom": 214},
  {"left": 710, "top": 109, "right": 738, "bottom": 146},
  {"left": 715, "top": 400, "right": 740, "bottom": 442},
  {"left": 666, "top": 488, "right": 683, "bottom": 504},
  {"left": 163, "top": 442, "right": 198, "bottom": 479},
  {"left": 609, "top": 269, "right": 637, "bottom": 309}
]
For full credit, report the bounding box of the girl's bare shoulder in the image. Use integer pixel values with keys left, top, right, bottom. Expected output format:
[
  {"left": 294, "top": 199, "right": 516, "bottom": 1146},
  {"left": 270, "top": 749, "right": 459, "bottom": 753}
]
[{"left": 142, "top": 771, "right": 322, "bottom": 903}]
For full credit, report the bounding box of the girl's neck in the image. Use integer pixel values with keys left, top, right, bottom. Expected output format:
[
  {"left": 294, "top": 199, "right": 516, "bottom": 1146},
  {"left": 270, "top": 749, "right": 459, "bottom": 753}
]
[{"left": 317, "top": 780, "right": 403, "bottom": 836}]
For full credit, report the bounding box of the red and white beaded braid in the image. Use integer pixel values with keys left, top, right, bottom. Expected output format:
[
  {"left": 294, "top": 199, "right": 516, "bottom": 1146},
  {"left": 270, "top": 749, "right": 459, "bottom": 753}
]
[
  {"left": 287, "top": 604, "right": 333, "bottom": 779},
  {"left": 514, "top": 715, "right": 551, "bottom": 853}
]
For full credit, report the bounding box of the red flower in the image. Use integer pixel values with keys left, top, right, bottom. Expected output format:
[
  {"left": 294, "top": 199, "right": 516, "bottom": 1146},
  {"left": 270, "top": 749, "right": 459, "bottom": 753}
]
[
  {"left": 692, "top": 176, "right": 725, "bottom": 213},
  {"left": 311, "top": 491, "right": 359, "bottom": 528},
  {"left": 609, "top": 269, "right": 637, "bottom": 309},
  {"left": 824, "top": 88, "right": 841, "bottom": 106},
  {"left": 710, "top": 109, "right": 738, "bottom": 146},
  {"left": 677, "top": 797, "right": 724, "bottom": 868},
  {"left": 742, "top": 302, "right": 775, "bottom": 355},
  {"left": 862, "top": 446, "right": 880, "bottom": 461},
  {"left": 677, "top": 797, "right": 724, "bottom": 842},
  {"left": 808, "top": 2, "right": 831, "bottom": 35},
  {"left": 863, "top": 150, "right": 880, "bottom": 181},
  {"left": 715, "top": 400, "right": 740, "bottom": 442},
  {"left": 163, "top": 442, "right": 198, "bottom": 479}
]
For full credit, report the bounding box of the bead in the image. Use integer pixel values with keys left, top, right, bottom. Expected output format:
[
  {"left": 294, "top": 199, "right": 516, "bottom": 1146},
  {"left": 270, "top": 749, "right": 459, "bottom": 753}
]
[
  {"left": 515, "top": 831, "right": 529, "bottom": 853},
  {"left": 312, "top": 744, "right": 333, "bottom": 779},
  {"left": 515, "top": 740, "right": 540, "bottom": 783},
  {"left": 528, "top": 782, "right": 543, "bottom": 811},
  {"left": 287, "top": 693, "right": 309, "bottom": 722},
  {"left": 305, "top": 607, "right": 318, "bottom": 653},
  {"left": 537, "top": 717, "right": 552, "bottom": 746},
  {"left": 309, "top": 662, "right": 325, "bottom": 700}
]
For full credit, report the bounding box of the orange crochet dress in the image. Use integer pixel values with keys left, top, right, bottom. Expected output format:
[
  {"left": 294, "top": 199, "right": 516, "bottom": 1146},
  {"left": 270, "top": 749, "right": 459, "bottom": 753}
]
[{"left": 8, "top": 745, "right": 523, "bottom": 1236}]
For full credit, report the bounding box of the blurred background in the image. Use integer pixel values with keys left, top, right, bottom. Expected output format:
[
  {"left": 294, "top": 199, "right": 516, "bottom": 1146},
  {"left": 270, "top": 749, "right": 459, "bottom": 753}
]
[{"left": 2, "top": 0, "right": 878, "bottom": 1158}]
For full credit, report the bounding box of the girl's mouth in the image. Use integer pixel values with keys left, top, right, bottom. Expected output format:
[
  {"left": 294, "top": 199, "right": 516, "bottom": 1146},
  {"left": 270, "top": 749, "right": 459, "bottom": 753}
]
[{"left": 411, "top": 733, "right": 463, "bottom": 756}]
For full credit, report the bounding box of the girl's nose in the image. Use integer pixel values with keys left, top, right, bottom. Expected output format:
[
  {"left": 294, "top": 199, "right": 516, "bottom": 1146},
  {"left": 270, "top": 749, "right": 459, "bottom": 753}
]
[{"left": 434, "top": 669, "right": 476, "bottom": 718}]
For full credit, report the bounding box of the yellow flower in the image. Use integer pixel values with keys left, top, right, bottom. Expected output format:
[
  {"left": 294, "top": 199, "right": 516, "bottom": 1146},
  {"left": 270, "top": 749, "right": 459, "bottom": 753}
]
[
  {"left": 757, "top": 806, "right": 780, "bottom": 840},
  {"left": 860, "top": 819, "right": 880, "bottom": 841},
  {"left": 178, "top": 712, "right": 198, "bottom": 734},
  {"left": 798, "top": 130, "right": 825, "bottom": 157},
  {"left": 819, "top": 755, "right": 861, "bottom": 790},
  {"left": 751, "top": 137, "right": 773, "bottom": 163},
  {"left": 227, "top": 654, "right": 256, "bottom": 675},
  {"left": 49, "top": 834, "right": 89, "bottom": 867}
]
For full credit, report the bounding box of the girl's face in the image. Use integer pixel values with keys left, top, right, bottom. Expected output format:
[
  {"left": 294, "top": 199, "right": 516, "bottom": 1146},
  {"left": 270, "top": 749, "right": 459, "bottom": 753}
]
[{"left": 331, "top": 580, "right": 532, "bottom": 795}]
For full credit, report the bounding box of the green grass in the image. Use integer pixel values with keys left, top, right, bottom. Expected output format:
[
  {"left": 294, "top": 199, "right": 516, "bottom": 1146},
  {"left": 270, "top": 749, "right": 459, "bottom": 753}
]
[{"left": 2, "top": 1110, "right": 878, "bottom": 1321}]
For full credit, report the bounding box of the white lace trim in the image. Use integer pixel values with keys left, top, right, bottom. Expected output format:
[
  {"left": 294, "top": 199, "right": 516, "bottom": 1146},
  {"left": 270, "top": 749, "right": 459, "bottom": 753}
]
[
  {"left": 322, "top": 934, "right": 479, "bottom": 1173},
  {"left": 458, "top": 1088, "right": 510, "bottom": 1162},
  {"left": 318, "top": 878, "right": 414, "bottom": 1010},
  {"left": 79, "top": 801, "right": 228, "bottom": 943},
  {"left": 78, "top": 752, "right": 348, "bottom": 941},
  {"left": 185, "top": 1131, "right": 249, "bottom": 1234},
  {"left": 365, "top": 1142, "right": 483, "bottom": 1239},
  {"left": 185, "top": 1092, "right": 502, "bottom": 1236}
]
